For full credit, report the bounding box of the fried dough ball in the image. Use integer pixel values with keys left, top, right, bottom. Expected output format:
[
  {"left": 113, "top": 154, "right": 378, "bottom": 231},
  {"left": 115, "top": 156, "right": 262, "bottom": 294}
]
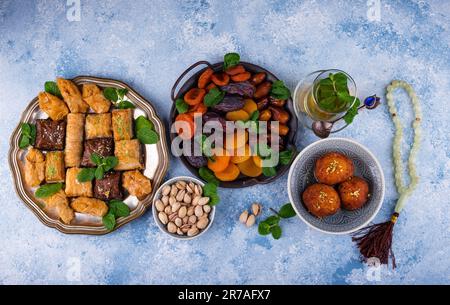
[
  {"left": 314, "top": 152, "right": 354, "bottom": 185},
  {"left": 338, "top": 176, "right": 370, "bottom": 210},
  {"left": 302, "top": 183, "right": 340, "bottom": 217}
]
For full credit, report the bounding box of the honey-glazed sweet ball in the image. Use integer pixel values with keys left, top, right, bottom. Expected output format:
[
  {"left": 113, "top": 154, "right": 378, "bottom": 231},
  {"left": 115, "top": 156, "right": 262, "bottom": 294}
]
[
  {"left": 302, "top": 183, "right": 340, "bottom": 217},
  {"left": 338, "top": 176, "right": 370, "bottom": 210},
  {"left": 314, "top": 152, "right": 354, "bottom": 185}
]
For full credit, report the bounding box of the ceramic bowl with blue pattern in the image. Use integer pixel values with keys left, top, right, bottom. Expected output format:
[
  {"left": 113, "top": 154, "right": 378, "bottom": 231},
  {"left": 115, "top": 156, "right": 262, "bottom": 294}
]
[{"left": 288, "top": 138, "right": 385, "bottom": 234}]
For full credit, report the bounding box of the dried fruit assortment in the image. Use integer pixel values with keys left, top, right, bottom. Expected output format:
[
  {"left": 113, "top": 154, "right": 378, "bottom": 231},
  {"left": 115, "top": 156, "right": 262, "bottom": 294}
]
[
  {"left": 154, "top": 180, "right": 213, "bottom": 237},
  {"left": 173, "top": 53, "right": 295, "bottom": 183}
]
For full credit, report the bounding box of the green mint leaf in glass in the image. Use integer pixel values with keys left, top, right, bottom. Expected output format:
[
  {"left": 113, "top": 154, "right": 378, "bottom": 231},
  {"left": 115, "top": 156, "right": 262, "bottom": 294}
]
[
  {"left": 77, "top": 168, "right": 96, "bottom": 182},
  {"left": 258, "top": 221, "right": 271, "bottom": 235},
  {"left": 198, "top": 167, "right": 220, "bottom": 185},
  {"left": 271, "top": 225, "right": 282, "bottom": 239},
  {"left": 262, "top": 166, "right": 277, "bottom": 177},
  {"left": 94, "top": 166, "right": 105, "bottom": 180},
  {"left": 343, "top": 98, "right": 360, "bottom": 124},
  {"left": 223, "top": 52, "right": 240, "bottom": 70},
  {"left": 203, "top": 87, "right": 225, "bottom": 107},
  {"left": 103, "top": 87, "right": 118, "bottom": 102},
  {"left": 270, "top": 80, "right": 291, "bottom": 100},
  {"left": 175, "top": 98, "right": 189, "bottom": 114},
  {"left": 279, "top": 149, "right": 293, "bottom": 165},
  {"left": 35, "top": 183, "right": 63, "bottom": 198},
  {"left": 103, "top": 156, "right": 118, "bottom": 172},
  {"left": 44, "top": 81, "right": 62, "bottom": 98},
  {"left": 278, "top": 203, "right": 296, "bottom": 218},
  {"left": 137, "top": 128, "right": 159, "bottom": 144},
  {"left": 109, "top": 200, "right": 130, "bottom": 217},
  {"left": 117, "top": 100, "right": 135, "bottom": 109},
  {"left": 102, "top": 212, "right": 116, "bottom": 230},
  {"left": 135, "top": 115, "right": 154, "bottom": 131}
]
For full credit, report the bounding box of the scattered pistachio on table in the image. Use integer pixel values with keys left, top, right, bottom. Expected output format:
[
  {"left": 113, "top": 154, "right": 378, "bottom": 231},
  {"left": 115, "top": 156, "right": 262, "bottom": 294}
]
[
  {"left": 239, "top": 202, "right": 263, "bottom": 227},
  {"left": 156, "top": 180, "right": 212, "bottom": 237}
]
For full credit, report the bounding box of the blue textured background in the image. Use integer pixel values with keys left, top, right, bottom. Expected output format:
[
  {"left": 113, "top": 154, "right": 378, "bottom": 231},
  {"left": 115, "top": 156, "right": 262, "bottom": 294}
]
[{"left": 0, "top": 0, "right": 449, "bottom": 284}]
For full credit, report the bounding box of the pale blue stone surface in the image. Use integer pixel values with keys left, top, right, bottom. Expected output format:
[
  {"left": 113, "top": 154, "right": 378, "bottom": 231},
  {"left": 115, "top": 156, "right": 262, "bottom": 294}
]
[{"left": 0, "top": 0, "right": 448, "bottom": 284}]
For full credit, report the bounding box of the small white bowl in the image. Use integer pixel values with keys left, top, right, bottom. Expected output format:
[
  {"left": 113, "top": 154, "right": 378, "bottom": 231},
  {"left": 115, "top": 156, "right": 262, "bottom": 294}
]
[{"left": 152, "top": 176, "right": 215, "bottom": 240}]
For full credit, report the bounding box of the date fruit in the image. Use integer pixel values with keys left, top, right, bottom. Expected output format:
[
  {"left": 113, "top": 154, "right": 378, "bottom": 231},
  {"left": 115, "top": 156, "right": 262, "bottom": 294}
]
[
  {"left": 221, "top": 82, "right": 255, "bottom": 98},
  {"left": 254, "top": 81, "right": 272, "bottom": 99},
  {"left": 212, "top": 96, "right": 245, "bottom": 112},
  {"left": 269, "top": 106, "right": 289, "bottom": 124}
]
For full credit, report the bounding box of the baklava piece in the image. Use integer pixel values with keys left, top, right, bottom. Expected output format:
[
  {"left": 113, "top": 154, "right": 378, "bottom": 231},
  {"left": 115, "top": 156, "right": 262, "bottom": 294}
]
[
  {"left": 35, "top": 119, "right": 66, "bottom": 151},
  {"left": 81, "top": 138, "right": 114, "bottom": 167},
  {"left": 82, "top": 83, "right": 111, "bottom": 113},
  {"left": 56, "top": 78, "right": 89, "bottom": 113},
  {"left": 65, "top": 167, "right": 93, "bottom": 197},
  {"left": 45, "top": 151, "right": 65, "bottom": 183},
  {"left": 112, "top": 109, "right": 133, "bottom": 141},
  {"left": 70, "top": 197, "right": 108, "bottom": 217},
  {"left": 85, "top": 113, "right": 112, "bottom": 139},
  {"left": 122, "top": 170, "right": 152, "bottom": 199},
  {"left": 38, "top": 92, "right": 69, "bottom": 121},
  {"left": 65, "top": 113, "right": 85, "bottom": 167},
  {"left": 44, "top": 190, "right": 75, "bottom": 224},
  {"left": 24, "top": 148, "right": 45, "bottom": 187},
  {"left": 114, "top": 139, "right": 143, "bottom": 171},
  {"left": 94, "top": 171, "right": 122, "bottom": 201}
]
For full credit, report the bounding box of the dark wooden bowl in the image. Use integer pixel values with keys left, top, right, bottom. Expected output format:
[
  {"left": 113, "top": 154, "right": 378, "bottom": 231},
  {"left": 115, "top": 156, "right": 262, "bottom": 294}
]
[{"left": 170, "top": 61, "right": 298, "bottom": 188}]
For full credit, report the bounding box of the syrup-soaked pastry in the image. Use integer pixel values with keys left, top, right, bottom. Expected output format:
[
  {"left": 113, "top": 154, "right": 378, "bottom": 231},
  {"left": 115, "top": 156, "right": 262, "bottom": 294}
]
[
  {"left": 81, "top": 138, "right": 114, "bottom": 167},
  {"left": 35, "top": 119, "right": 66, "bottom": 151},
  {"left": 45, "top": 151, "right": 65, "bottom": 183},
  {"left": 65, "top": 167, "right": 93, "bottom": 197},
  {"left": 82, "top": 83, "right": 111, "bottom": 113},
  {"left": 111, "top": 109, "right": 133, "bottom": 141},
  {"left": 38, "top": 92, "right": 69, "bottom": 121},
  {"left": 314, "top": 152, "right": 354, "bottom": 185},
  {"left": 94, "top": 171, "right": 122, "bottom": 201},
  {"left": 56, "top": 78, "right": 89, "bottom": 113},
  {"left": 24, "top": 148, "right": 45, "bottom": 187},
  {"left": 114, "top": 139, "right": 143, "bottom": 171},
  {"left": 64, "top": 113, "right": 85, "bottom": 167},
  {"left": 302, "top": 183, "right": 341, "bottom": 218},
  {"left": 122, "top": 170, "right": 152, "bottom": 199},
  {"left": 43, "top": 190, "right": 75, "bottom": 224},
  {"left": 70, "top": 197, "right": 108, "bottom": 217},
  {"left": 85, "top": 113, "right": 112, "bottom": 139},
  {"left": 338, "top": 176, "right": 370, "bottom": 210}
]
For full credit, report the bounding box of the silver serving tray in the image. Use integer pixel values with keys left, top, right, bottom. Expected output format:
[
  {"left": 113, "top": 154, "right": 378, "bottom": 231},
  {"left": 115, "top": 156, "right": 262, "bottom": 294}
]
[{"left": 8, "top": 76, "right": 170, "bottom": 235}]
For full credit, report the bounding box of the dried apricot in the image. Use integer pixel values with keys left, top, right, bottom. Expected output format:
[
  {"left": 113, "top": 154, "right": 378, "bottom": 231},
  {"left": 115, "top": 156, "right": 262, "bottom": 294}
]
[
  {"left": 184, "top": 88, "right": 206, "bottom": 106},
  {"left": 207, "top": 149, "right": 230, "bottom": 173},
  {"left": 211, "top": 73, "right": 230, "bottom": 86},
  {"left": 231, "top": 72, "right": 251, "bottom": 82},
  {"left": 242, "top": 99, "right": 257, "bottom": 115},
  {"left": 215, "top": 163, "right": 240, "bottom": 181},
  {"left": 198, "top": 68, "right": 214, "bottom": 89},
  {"left": 206, "top": 83, "right": 217, "bottom": 92},
  {"left": 230, "top": 144, "right": 252, "bottom": 164},
  {"left": 175, "top": 113, "right": 195, "bottom": 140},
  {"left": 237, "top": 157, "right": 262, "bottom": 177},
  {"left": 189, "top": 102, "right": 207, "bottom": 116},
  {"left": 225, "top": 65, "right": 246, "bottom": 76},
  {"left": 225, "top": 109, "right": 250, "bottom": 121},
  {"left": 225, "top": 131, "right": 248, "bottom": 150},
  {"left": 253, "top": 155, "right": 263, "bottom": 167}
]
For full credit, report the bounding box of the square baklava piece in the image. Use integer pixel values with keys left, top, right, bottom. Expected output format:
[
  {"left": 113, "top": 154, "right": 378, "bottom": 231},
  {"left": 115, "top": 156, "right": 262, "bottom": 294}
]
[
  {"left": 35, "top": 119, "right": 66, "bottom": 150},
  {"left": 45, "top": 151, "right": 65, "bottom": 183},
  {"left": 65, "top": 167, "right": 93, "bottom": 197},
  {"left": 114, "top": 139, "right": 143, "bottom": 171},
  {"left": 85, "top": 113, "right": 112, "bottom": 139},
  {"left": 81, "top": 138, "right": 114, "bottom": 167},
  {"left": 93, "top": 171, "right": 122, "bottom": 200}
]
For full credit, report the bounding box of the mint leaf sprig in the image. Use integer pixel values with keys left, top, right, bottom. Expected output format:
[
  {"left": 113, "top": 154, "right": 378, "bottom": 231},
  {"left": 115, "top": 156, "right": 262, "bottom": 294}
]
[
  {"left": 223, "top": 52, "right": 240, "bottom": 70},
  {"left": 258, "top": 203, "right": 296, "bottom": 239},
  {"left": 103, "top": 87, "right": 135, "bottom": 109},
  {"left": 44, "top": 81, "right": 62, "bottom": 98},
  {"left": 135, "top": 115, "right": 159, "bottom": 144},
  {"left": 254, "top": 145, "right": 295, "bottom": 177},
  {"left": 19, "top": 123, "right": 36, "bottom": 149},
  {"left": 102, "top": 199, "right": 131, "bottom": 230},
  {"left": 198, "top": 167, "right": 220, "bottom": 206},
  {"left": 35, "top": 183, "right": 63, "bottom": 198},
  {"left": 77, "top": 153, "right": 118, "bottom": 182}
]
